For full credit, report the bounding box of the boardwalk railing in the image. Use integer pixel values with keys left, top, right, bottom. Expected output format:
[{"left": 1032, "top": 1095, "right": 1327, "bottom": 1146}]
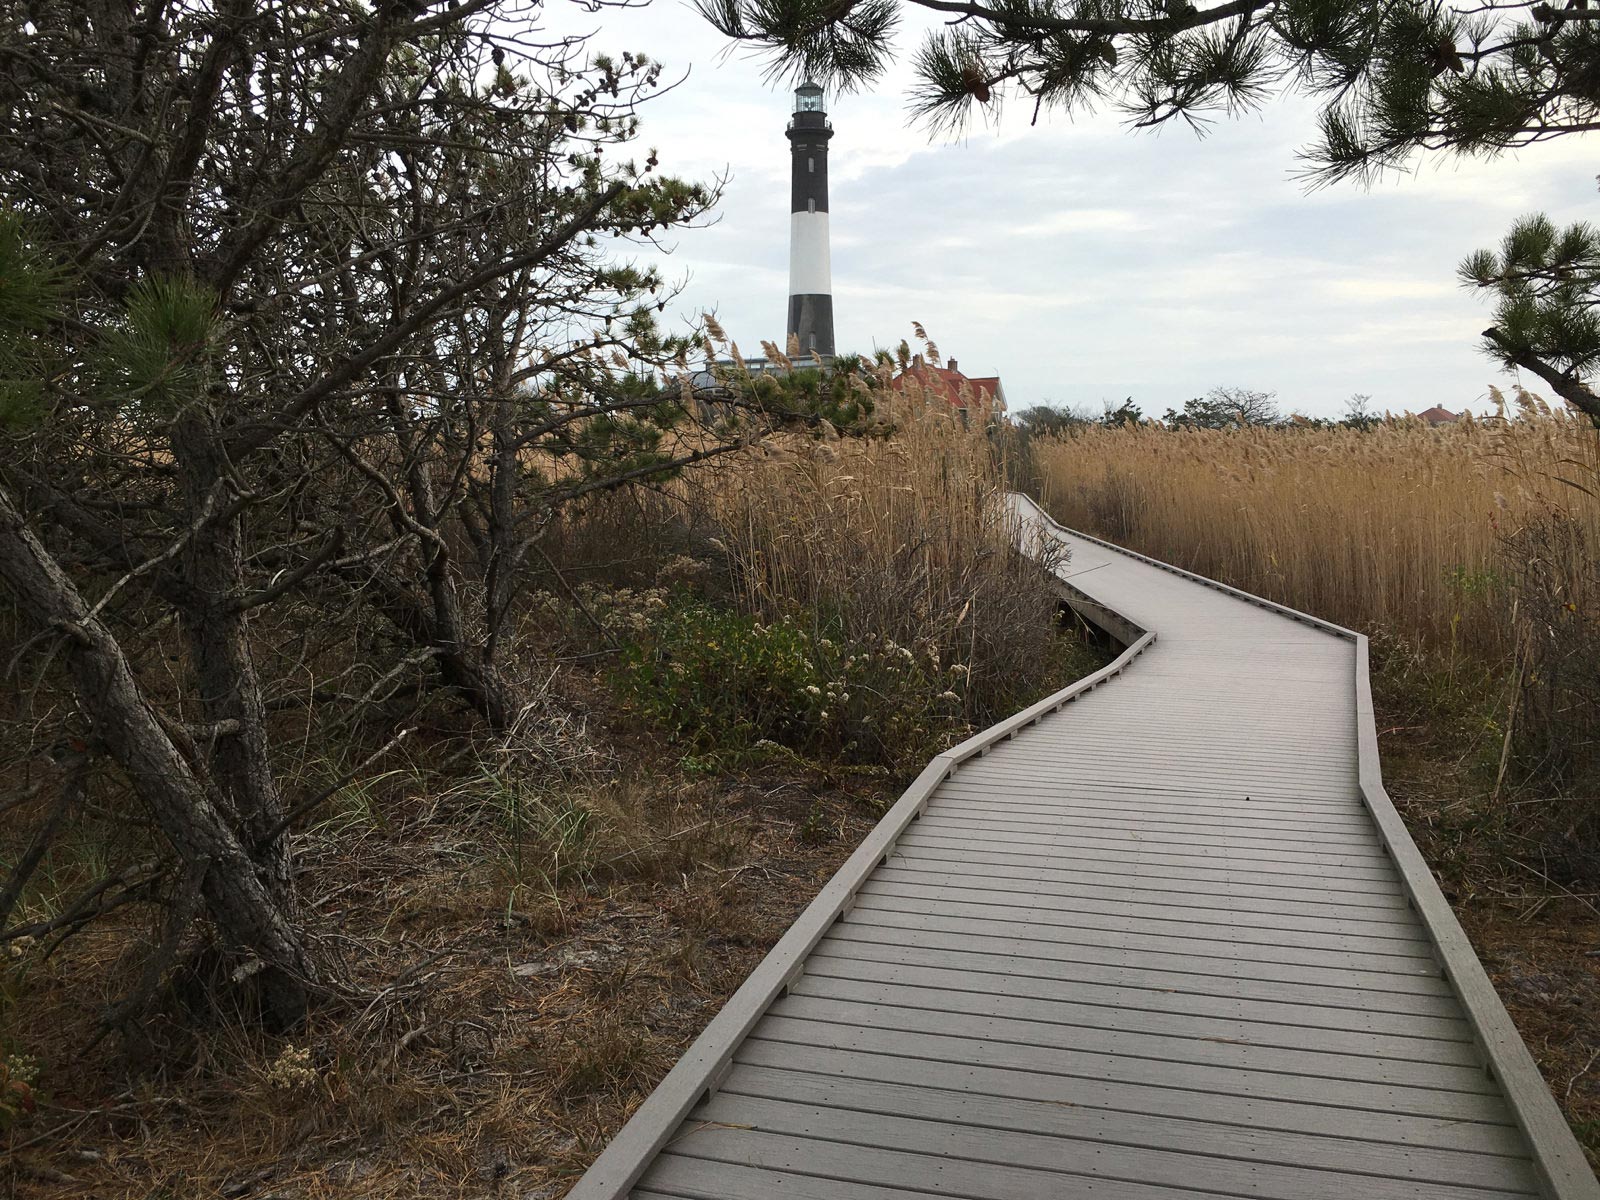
[{"left": 567, "top": 492, "right": 1600, "bottom": 1200}]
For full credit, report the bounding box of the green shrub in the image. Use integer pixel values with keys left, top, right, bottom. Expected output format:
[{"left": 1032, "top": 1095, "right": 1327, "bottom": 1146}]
[{"left": 616, "top": 601, "right": 981, "bottom": 770}]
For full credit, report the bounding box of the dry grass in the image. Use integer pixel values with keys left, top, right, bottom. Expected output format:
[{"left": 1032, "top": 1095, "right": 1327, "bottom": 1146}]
[
  {"left": 2, "top": 712, "right": 883, "bottom": 1199},
  {"left": 1034, "top": 391, "right": 1600, "bottom": 660},
  {"left": 702, "top": 393, "right": 1067, "bottom": 724}
]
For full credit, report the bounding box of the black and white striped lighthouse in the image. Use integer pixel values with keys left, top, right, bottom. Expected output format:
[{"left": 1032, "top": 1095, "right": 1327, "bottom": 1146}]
[{"left": 786, "top": 80, "right": 834, "bottom": 358}]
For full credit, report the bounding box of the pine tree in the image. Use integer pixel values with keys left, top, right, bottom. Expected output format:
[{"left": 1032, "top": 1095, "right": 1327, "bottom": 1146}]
[{"left": 1461, "top": 214, "right": 1600, "bottom": 421}]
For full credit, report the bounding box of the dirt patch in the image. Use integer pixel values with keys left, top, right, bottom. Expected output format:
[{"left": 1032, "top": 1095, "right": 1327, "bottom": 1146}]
[
  {"left": 1472, "top": 908, "right": 1600, "bottom": 1141},
  {"left": 1, "top": 760, "right": 883, "bottom": 1199},
  {"left": 1383, "top": 725, "right": 1600, "bottom": 1168}
]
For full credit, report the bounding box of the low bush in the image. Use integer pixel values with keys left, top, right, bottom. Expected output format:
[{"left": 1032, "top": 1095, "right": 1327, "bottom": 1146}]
[{"left": 616, "top": 601, "right": 981, "bottom": 768}]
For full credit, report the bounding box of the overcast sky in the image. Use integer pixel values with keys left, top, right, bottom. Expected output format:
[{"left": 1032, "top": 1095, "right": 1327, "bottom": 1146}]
[{"left": 547, "top": 0, "right": 1596, "bottom": 419}]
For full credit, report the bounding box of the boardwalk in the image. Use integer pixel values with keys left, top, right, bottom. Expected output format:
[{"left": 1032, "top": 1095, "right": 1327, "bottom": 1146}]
[{"left": 569, "top": 494, "right": 1600, "bottom": 1200}]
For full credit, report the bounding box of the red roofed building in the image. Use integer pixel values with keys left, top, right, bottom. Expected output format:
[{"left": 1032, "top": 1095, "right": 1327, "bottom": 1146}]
[
  {"left": 890, "top": 356, "right": 1008, "bottom": 427},
  {"left": 1416, "top": 406, "right": 1459, "bottom": 426}
]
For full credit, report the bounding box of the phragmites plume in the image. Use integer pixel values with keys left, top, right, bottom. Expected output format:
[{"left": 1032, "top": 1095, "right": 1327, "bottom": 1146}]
[
  {"left": 1031, "top": 397, "right": 1599, "bottom": 662},
  {"left": 761, "top": 339, "right": 796, "bottom": 373}
]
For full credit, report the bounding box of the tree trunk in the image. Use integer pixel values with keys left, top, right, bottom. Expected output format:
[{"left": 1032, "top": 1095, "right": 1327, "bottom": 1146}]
[
  {"left": 169, "top": 412, "right": 296, "bottom": 892},
  {"left": 481, "top": 316, "right": 538, "bottom": 678},
  {"left": 360, "top": 392, "right": 530, "bottom": 732},
  {"left": 346, "top": 565, "right": 526, "bottom": 731},
  {"left": 0, "top": 486, "right": 320, "bottom": 1027}
]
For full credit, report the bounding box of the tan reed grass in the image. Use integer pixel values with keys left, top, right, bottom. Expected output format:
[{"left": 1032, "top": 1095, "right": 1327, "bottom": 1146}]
[
  {"left": 1032, "top": 390, "right": 1600, "bottom": 660},
  {"left": 699, "top": 388, "right": 1064, "bottom": 726}
]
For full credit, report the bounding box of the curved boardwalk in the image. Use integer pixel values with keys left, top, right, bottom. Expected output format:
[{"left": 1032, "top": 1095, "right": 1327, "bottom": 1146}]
[{"left": 569, "top": 495, "right": 1600, "bottom": 1200}]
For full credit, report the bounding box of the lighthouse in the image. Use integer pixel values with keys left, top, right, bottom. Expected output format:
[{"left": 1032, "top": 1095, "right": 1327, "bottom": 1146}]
[{"left": 786, "top": 80, "right": 834, "bottom": 359}]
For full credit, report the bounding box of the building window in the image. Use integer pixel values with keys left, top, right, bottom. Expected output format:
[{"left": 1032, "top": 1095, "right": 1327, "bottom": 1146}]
[
  {"left": 808, "top": 157, "right": 814, "bottom": 173},
  {"left": 807, "top": 198, "right": 815, "bottom": 212}
]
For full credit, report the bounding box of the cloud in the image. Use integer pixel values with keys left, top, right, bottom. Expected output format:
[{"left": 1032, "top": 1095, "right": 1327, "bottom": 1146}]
[
  {"left": 1012, "top": 209, "right": 1151, "bottom": 237},
  {"left": 1320, "top": 277, "right": 1458, "bottom": 303}
]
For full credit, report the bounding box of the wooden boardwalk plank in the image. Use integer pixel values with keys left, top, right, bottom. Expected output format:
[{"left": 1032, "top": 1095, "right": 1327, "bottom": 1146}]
[
  {"left": 565, "top": 495, "right": 1600, "bottom": 1200},
  {"left": 719, "top": 1064, "right": 1539, "bottom": 1190},
  {"left": 928, "top": 790, "right": 1380, "bottom": 828},
  {"left": 852, "top": 888, "right": 1437, "bottom": 954},
  {"left": 844, "top": 898, "right": 1440, "bottom": 967},
  {"left": 898, "top": 826, "right": 1398, "bottom": 874},
  {"left": 800, "top": 954, "right": 1477, "bottom": 1041},
  {"left": 751, "top": 1013, "right": 1510, "bottom": 1120},
  {"left": 892, "top": 843, "right": 1412, "bottom": 899},
  {"left": 864, "top": 876, "right": 1427, "bottom": 940},
  {"left": 871, "top": 861, "right": 1418, "bottom": 915},
  {"left": 791, "top": 972, "right": 1479, "bottom": 1064},
  {"left": 766, "top": 992, "right": 1494, "bottom": 1091},
  {"left": 651, "top": 1122, "right": 1534, "bottom": 1200},
  {"left": 912, "top": 812, "right": 1388, "bottom": 851},
  {"left": 676, "top": 1092, "right": 1537, "bottom": 1200},
  {"left": 735, "top": 1039, "right": 1523, "bottom": 1156},
  {"left": 821, "top": 925, "right": 1453, "bottom": 998}
]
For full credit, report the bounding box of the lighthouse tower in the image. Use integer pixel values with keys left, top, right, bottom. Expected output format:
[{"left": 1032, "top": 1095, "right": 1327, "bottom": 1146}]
[{"left": 786, "top": 81, "right": 834, "bottom": 359}]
